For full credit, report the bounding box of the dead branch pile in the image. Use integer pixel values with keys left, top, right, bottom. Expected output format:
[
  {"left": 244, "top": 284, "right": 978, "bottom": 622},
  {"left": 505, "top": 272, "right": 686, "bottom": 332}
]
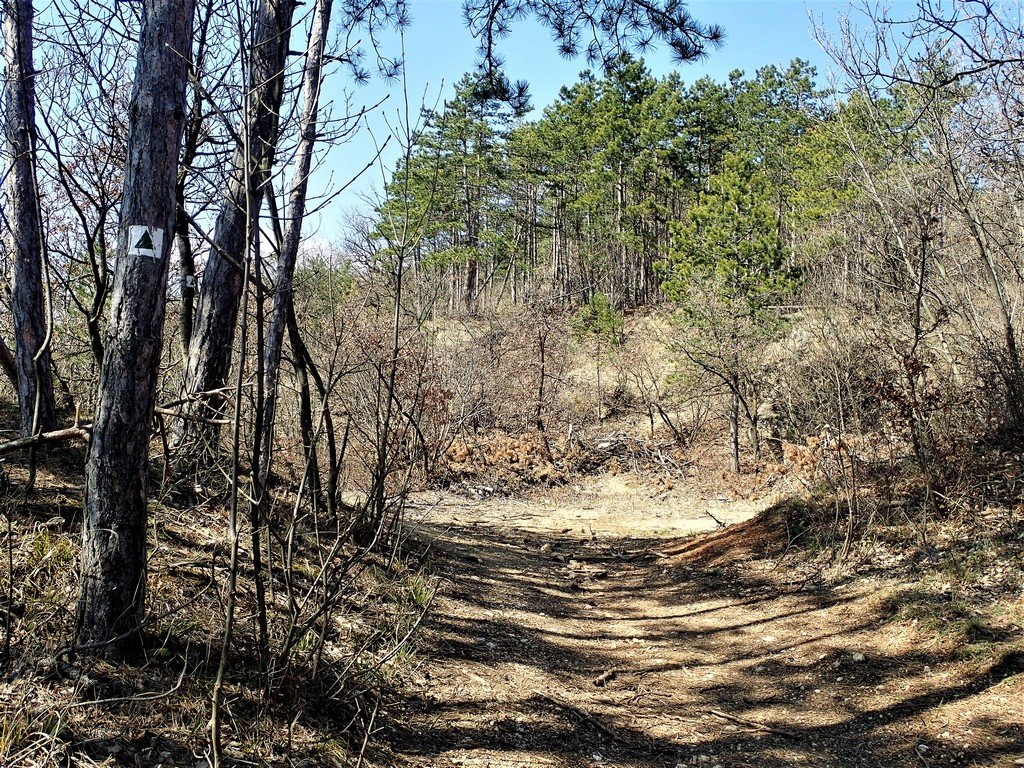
[
  {"left": 564, "top": 431, "right": 691, "bottom": 476},
  {"left": 442, "top": 431, "right": 564, "bottom": 489}
]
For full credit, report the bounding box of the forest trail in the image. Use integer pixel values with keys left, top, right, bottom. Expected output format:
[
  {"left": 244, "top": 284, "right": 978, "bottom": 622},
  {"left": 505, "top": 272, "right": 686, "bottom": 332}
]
[{"left": 383, "top": 476, "right": 1024, "bottom": 768}]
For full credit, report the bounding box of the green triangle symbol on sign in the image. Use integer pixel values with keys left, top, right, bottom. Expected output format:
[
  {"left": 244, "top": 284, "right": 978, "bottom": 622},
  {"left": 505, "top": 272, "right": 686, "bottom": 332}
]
[{"left": 134, "top": 229, "right": 155, "bottom": 250}]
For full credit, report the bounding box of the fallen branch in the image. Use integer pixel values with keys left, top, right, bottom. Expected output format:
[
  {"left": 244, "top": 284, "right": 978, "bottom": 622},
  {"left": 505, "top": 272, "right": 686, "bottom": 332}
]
[
  {"left": 705, "top": 509, "right": 727, "bottom": 528},
  {"left": 154, "top": 406, "right": 231, "bottom": 425},
  {"left": 707, "top": 709, "right": 802, "bottom": 739},
  {"left": 531, "top": 690, "right": 630, "bottom": 744},
  {"left": 593, "top": 668, "right": 619, "bottom": 687},
  {"left": 0, "top": 426, "right": 90, "bottom": 456}
]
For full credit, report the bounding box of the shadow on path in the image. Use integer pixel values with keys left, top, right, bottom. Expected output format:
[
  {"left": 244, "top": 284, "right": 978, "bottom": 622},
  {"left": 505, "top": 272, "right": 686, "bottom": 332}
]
[{"left": 381, "top": 499, "right": 1024, "bottom": 768}]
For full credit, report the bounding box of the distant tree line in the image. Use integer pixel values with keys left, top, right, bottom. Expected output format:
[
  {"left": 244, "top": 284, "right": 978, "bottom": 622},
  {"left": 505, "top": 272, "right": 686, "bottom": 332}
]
[{"left": 368, "top": 55, "right": 826, "bottom": 313}]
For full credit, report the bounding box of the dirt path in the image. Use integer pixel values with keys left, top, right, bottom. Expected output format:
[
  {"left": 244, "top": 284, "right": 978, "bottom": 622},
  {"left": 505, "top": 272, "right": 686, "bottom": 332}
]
[{"left": 383, "top": 476, "right": 1024, "bottom": 768}]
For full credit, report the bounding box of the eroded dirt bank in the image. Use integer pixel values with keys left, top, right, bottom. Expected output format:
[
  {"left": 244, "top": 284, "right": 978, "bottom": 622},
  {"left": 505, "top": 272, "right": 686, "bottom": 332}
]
[{"left": 380, "top": 476, "right": 1023, "bottom": 768}]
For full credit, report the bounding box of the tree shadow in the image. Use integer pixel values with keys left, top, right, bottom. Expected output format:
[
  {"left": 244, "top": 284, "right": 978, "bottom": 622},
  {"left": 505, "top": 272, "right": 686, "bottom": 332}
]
[{"left": 386, "top": 507, "right": 1024, "bottom": 767}]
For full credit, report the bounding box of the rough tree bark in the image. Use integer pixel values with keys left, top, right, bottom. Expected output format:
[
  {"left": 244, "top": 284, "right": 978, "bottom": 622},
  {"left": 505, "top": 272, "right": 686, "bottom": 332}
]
[
  {"left": 0, "top": 336, "right": 17, "bottom": 390},
  {"left": 76, "top": 0, "right": 194, "bottom": 660},
  {"left": 179, "top": 0, "right": 297, "bottom": 443},
  {"left": 257, "top": 0, "right": 333, "bottom": 488},
  {"left": 3, "top": 0, "right": 57, "bottom": 437}
]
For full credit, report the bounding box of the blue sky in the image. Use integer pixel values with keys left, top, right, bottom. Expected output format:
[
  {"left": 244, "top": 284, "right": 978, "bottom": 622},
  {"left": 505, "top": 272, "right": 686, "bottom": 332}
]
[{"left": 305, "top": 1, "right": 909, "bottom": 241}]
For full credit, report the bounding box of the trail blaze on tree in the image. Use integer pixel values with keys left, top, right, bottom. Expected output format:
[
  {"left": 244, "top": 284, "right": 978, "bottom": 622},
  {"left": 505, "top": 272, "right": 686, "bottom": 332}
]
[
  {"left": 0, "top": 1, "right": 1023, "bottom": 762},
  {"left": 76, "top": 0, "right": 194, "bottom": 660}
]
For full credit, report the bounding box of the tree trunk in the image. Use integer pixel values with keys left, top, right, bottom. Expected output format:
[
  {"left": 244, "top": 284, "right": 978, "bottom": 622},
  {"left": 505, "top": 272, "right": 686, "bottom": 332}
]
[
  {"left": 0, "top": 336, "right": 17, "bottom": 390},
  {"left": 175, "top": 207, "right": 196, "bottom": 354},
  {"left": 179, "top": 0, "right": 297, "bottom": 444},
  {"left": 461, "top": 153, "right": 480, "bottom": 315},
  {"left": 287, "top": 299, "right": 332, "bottom": 512},
  {"left": 293, "top": 340, "right": 321, "bottom": 501},
  {"left": 257, "top": 0, "right": 333, "bottom": 489},
  {"left": 76, "top": 0, "right": 194, "bottom": 661},
  {"left": 3, "top": 0, "right": 57, "bottom": 437},
  {"left": 729, "top": 389, "right": 740, "bottom": 474},
  {"left": 173, "top": 0, "right": 212, "bottom": 359}
]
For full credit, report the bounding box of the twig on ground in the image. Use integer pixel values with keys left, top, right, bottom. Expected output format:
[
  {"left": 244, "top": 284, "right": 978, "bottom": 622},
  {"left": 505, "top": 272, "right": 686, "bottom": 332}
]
[
  {"left": 705, "top": 509, "right": 727, "bottom": 528},
  {"left": 707, "top": 708, "right": 802, "bottom": 739},
  {"left": 531, "top": 689, "right": 631, "bottom": 745},
  {"left": 67, "top": 654, "right": 190, "bottom": 708}
]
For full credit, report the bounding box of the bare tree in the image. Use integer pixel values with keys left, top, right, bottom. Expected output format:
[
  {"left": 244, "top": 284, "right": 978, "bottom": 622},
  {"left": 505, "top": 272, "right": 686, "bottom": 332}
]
[
  {"left": 180, "top": 0, "right": 721, "bottom": 453},
  {"left": 34, "top": 0, "right": 136, "bottom": 374},
  {"left": 3, "top": 0, "right": 57, "bottom": 436},
  {"left": 178, "top": 0, "right": 298, "bottom": 445},
  {"left": 76, "top": 0, "right": 194, "bottom": 660},
  {"left": 257, "top": 0, "right": 334, "bottom": 487},
  {"left": 823, "top": 0, "right": 1024, "bottom": 435}
]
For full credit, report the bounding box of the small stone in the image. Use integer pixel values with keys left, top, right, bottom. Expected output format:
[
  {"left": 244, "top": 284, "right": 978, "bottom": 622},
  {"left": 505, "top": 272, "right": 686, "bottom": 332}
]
[{"left": 852, "top": 652, "right": 866, "bottom": 662}]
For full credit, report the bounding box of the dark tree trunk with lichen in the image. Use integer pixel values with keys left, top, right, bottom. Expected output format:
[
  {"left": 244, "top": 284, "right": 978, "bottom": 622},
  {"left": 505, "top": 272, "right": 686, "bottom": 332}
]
[
  {"left": 76, "top": 0, "right": 194, "bottom": 661},
  {"left": 3, "top": 0, "right": 57, "bottom": 437}
]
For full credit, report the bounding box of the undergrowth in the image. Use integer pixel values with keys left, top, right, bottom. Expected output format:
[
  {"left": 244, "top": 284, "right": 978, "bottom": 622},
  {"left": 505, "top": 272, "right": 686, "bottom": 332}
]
[{"left": 0, "top": 465, "right": 436, "bottom": 767}]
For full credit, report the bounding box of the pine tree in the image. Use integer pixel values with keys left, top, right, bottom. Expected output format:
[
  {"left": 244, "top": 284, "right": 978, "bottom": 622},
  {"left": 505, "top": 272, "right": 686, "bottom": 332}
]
[{"left": 660, "top": 152, "right": 799, "bottom": 471}]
